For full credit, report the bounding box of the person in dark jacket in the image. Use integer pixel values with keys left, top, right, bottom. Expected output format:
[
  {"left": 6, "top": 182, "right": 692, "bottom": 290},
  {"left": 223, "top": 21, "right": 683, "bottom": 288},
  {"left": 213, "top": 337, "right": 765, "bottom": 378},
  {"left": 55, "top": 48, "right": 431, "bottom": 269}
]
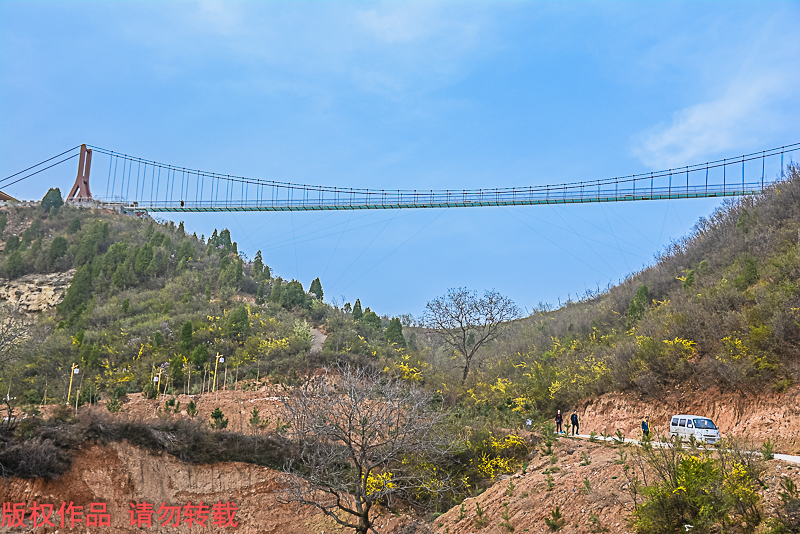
[
  {"left": 555, "top": 410, "right": 563, "bottom": 433},
  {"left": 641, "top": 417, "right": 650, "bottom": 438},
  {"left": 571, "top": 410, "right": 579, "bottom": 436}
]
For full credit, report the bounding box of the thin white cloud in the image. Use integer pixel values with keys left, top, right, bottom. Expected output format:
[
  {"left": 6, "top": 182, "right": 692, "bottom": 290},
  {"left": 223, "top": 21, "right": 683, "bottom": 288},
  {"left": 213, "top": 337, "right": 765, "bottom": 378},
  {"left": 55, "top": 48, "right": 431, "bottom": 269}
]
[
  {"left": 122, "top": 3, "right": 497, "bottom": 100},
  {"left": 632, "top": 9, "right": 800, "bottom": 169},
  {"left": 633, "top": 73, "right": 791, "bottom": 169}
]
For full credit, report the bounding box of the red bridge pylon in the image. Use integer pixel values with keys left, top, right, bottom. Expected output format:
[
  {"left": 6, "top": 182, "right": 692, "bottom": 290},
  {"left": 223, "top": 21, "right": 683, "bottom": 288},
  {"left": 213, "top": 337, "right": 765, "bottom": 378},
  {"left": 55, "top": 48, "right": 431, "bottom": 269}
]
[{"left": 66, "top": 144, "right": 92, "bottom": 201}]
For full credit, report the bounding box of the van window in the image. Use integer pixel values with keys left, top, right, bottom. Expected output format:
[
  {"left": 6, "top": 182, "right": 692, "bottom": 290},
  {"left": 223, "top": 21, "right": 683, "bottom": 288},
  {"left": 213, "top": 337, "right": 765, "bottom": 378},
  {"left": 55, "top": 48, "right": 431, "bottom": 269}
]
[
  {"left": 671, "top": 418, "right": 678, "bottom": 426},
  {"left": 679, "top": 419, "right": 686, "bottom": 427},
  {"left": 693, "top": 418, "right": 717, "bottom": 429},
  {"left": 687, "top": 420, "right": 693, "bottom": 428}
]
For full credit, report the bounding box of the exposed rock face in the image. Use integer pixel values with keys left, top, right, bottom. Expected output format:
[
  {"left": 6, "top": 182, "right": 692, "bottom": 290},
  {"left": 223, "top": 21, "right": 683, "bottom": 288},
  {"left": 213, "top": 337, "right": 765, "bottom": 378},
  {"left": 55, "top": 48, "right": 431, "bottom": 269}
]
[{"left": 0, "top": 270, "right": 75, "bottom": 312}]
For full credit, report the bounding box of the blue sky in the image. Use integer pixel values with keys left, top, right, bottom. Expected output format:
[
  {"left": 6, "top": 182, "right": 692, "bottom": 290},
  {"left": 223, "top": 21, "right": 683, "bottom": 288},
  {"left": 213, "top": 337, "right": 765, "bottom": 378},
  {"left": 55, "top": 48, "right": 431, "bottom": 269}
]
[{"left": 1, "top": 2, "right": 798, "bottom": 317}]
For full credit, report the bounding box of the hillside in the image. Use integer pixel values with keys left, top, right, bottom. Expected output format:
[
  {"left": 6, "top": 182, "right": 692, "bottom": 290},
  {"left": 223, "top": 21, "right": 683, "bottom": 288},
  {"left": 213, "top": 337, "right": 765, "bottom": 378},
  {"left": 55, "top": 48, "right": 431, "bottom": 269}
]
[{"left": 413, "top": 164, "right": 800, "bottom": 426}]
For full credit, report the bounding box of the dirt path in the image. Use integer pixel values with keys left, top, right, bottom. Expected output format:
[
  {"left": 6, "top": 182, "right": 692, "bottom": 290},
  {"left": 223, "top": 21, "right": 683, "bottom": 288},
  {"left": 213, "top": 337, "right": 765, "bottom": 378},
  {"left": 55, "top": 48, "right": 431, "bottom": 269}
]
[
  {"left": 575, "top": 385, "right": 800, "bottom": 454},
  {"left": 310, "top": 328, "right": 327, "bottom": 354}
]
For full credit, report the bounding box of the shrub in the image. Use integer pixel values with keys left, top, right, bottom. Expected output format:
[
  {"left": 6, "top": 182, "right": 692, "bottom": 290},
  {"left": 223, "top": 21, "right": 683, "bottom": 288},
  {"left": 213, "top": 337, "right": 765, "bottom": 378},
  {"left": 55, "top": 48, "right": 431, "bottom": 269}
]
[
  {"left": 630, "top": 439, "right": 763, "bottom": 533},
  {"left": 544, "top": 506, "right": 565, "bottom": 531},
  {"left": 761, "top": 438, "right": 775, "bottom": 460},
  {"left": 210, "top": 407, "right": 228, "bottom": 430}
]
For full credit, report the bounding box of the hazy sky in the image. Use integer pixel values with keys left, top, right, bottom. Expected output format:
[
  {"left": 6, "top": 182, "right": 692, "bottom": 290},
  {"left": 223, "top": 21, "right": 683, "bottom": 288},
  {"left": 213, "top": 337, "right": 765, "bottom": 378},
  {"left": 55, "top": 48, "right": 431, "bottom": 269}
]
[{"left": 1, "top": 2, "right": 798, "bottom": 317}]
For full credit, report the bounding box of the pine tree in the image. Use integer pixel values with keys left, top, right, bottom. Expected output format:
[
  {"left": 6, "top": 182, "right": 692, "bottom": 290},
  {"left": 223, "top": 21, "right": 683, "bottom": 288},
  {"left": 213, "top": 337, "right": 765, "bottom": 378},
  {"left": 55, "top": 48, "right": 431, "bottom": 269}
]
[
  {"left": 191, "top": 345, "right": 209, "bottom": 367},
  {"left": 180, "top": 321, "right": 193, "bottom": 353},
  {"left": 4, "top": 235, "right": 20, "bottom": 255},
  {"left": 40, "top": 188, "right": 64, "bottom": 213},
  {"left": 253, "top": 250, "right": 264, "bottom": 280},
  {"left": 626, "top": 284, "right": 649, "bottom": 330},
  {"left": 362, "top": 309, "right": 382, "bottom": 330},
  {"left": 219, "top": 229, "right": 233, "bottom": 251},
  {"left": 225, "top": 305, "right": 251, "bottom": 340},
  {"left": 134, "top": 244, "right": 154, "bottom": 274},
  {"left": 67, "top": 217, "right": 81, "bottom": 233},
  {"left": 310, "top": 277, "right": 323, "bottom": 301},
  {"left": 385, "top": 318, "right": 407, "bottom": 348},
  {"left": 210, "top": 407, "right": 228, "bottom": 430},
  {"left": 270, "top": 277, "right": 283, "bottom": 304},
  {"left": 178, "top": 221, "right": 185, "bottom": 235},
  {"left": 279, "top": 280, "right": 307, "bottom": 310},
  {"left": 48, "top": 236, "right": 68, "bottom": 264},
  {"left": 256, "top": 281, "right": 266, "bottom": 304},
  {"left": 58, "top": 264, "right": 93, "bottom": 316},
  {"left": 5, "top": 250, "right": 23, "bottom": 279},
  {"left": 352, "top": 299, "right": 363, "bottom": 321}
]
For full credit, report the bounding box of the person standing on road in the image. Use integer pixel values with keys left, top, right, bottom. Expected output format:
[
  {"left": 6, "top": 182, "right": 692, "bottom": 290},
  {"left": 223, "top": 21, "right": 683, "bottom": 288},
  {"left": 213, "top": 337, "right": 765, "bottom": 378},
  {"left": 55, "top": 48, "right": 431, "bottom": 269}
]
[
  {"left": 641, "top": 416, "right": 650, "bottom": 438},
  {"left": 555, "top": 410, "right": 563, "bottom": 434},
  {"left": 571, "top": 410, "right": 579, "bottom": 436}
]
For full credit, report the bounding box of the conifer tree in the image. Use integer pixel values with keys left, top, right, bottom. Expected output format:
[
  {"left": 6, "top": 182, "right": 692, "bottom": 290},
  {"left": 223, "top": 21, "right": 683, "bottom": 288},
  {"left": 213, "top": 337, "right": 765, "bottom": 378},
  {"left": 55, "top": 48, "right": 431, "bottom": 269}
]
[
  {"left": 253, "top": 250, "right": 264, "bottom": 280},
  {"left": 352, "top": 299, "right": 363, "bottom": 321},
  {"left": 48, "top": 237, "right": 68, "bottom": 264},
  {"left": 40, "top": 188, "right": 63, "bottom": 213},
  {"left": 362, "top": 308, "right": 382, "bottom": 330},
  {"left": 210, "top": 407, "right": 228, "bottom": 430},
  {"left": 385, "top": 318, "right": 406, "bottom": 348},
  {"left": 5, "top": 250, "right": 23, "bottom": 279},
  {"left": 310, "top": 277, "right": 323, "bottom": 301},
  {"left": 180, "top": 321, "right": 193, "bottom": 353},
  {"left": 626, "top": 284, "right": 649, "bottom": 330},
  {"left": 3, "top": 236, "right": 19, "bottom": 255},
  {"left": 58, "top": 264, "right": 93, "bottom": 316},
  {"left": 67, "top": 217, "right": 81, "bottom": 233},
  {"left": 270, "top": 277, "right": 284, "bottom": 304},
  {"left": 256, "top": 282, "right": 266, "bottom": 304}
]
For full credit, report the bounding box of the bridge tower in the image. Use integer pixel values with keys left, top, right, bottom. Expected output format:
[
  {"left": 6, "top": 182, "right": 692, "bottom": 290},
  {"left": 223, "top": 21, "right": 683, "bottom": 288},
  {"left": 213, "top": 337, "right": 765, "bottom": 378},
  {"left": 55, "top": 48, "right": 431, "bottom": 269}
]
[{"left": 66, "top": 144, "right": 92, "bottom": 201}]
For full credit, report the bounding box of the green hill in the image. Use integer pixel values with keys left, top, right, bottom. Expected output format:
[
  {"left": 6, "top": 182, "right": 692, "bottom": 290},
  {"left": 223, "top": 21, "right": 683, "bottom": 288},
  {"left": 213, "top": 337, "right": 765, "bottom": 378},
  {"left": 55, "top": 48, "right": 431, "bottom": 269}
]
[
  {"left": 413, "top": 165, "right": 800, "bottom": 423},
  {"left": 0, "top": 193, "right": 393, "bottom": 405}
]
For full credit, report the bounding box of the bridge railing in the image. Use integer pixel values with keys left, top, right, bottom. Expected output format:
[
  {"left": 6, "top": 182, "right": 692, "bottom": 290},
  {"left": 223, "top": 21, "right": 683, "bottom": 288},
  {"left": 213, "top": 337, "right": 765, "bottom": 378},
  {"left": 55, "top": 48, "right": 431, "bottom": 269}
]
[{"left": 122, "top": 181, "right": 768, "bottom": 211}]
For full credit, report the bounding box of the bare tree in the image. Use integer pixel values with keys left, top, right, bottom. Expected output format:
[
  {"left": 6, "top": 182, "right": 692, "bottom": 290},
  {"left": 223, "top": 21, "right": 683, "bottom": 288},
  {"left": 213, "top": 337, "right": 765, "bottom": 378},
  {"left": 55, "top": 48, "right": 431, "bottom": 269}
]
[
  {"left": 421, "top": 288, "right": 521, "bottom": 382},
  {"left": 280, "top": 365, "right": 455, "bottom": 534}
]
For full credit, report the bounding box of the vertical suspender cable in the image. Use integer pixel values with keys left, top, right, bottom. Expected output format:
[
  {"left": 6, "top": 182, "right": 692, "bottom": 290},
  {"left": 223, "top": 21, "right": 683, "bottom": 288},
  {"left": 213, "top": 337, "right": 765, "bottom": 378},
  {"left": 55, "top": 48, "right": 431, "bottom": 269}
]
[
  {"left": 131, "top": 159, "right": 139, "bottom": 201},
  {"left": 762, "top": 151, "right": 765, "bottom": 189},
  {"left": 150, "top": 163, "right": 155, "bottom": 203},
  {"left": 114, "top": 157, "right": 124, "bottom": 199},
  {"left": 155, "top": 167, "right": 161, "bottom": 205},
  {"left": 106, "top": 153, "right": 113, "bottom": 199}
]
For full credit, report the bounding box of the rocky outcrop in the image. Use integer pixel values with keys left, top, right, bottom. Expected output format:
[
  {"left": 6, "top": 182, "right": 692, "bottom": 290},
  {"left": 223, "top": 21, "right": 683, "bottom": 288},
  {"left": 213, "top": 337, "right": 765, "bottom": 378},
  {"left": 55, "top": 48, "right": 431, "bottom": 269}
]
[{"left": 0, "top": 270, "right": 75, "bottom": 312}]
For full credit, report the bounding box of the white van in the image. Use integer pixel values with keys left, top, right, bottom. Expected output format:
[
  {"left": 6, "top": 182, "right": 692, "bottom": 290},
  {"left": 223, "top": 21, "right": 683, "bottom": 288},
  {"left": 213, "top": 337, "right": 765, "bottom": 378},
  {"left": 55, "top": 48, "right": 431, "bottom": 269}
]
[{"left": 669, "top": 415, "right": 721, "bottom": 444}]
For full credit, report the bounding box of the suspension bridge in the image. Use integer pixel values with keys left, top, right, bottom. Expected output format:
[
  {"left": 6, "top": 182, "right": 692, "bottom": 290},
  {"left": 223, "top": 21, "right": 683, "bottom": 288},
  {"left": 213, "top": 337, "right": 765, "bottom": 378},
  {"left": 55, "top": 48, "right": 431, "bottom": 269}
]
[{"left": 2, "top": 143, "right": 797, "bottom": 213}]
